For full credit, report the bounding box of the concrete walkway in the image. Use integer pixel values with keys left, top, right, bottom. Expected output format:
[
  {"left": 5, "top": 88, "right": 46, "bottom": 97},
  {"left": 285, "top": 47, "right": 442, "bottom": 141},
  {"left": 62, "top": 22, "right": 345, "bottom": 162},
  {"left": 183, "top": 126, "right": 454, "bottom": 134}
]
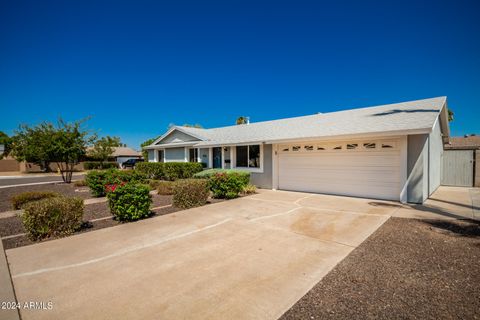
[{"left": 4, "top": 187, "right": 477, "bottom": 320}]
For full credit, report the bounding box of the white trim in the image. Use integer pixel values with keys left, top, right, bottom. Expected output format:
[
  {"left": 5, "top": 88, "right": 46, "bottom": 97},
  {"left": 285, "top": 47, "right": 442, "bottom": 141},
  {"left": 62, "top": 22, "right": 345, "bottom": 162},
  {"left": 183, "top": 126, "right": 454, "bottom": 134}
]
[
  {"left": 399, "top": 136, "right": 408, "bottom": 203},
  {"left": 184, "top": 147, "right": 188, "bottom": 162},
  {"left": 272, "top": 144, "right": 279, "bottom": 189},
  {"left": 208, "top": 148, "right": 213, "bottom": 168},
  {"left": 148, "top": 126, "right": 206, "bottom": 147},
  {"left": 197, "top": 148, "right": 201, "bottom": 163}
]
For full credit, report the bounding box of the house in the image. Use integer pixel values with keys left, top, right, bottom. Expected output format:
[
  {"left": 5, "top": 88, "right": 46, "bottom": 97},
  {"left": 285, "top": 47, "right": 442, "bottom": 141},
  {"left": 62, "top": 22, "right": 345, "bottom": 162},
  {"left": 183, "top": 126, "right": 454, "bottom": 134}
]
[
  {"left": 144, "top": 97, "right": 450, "bottom": 204},
  {"left": 86, "top": 146, "right": 142, "bottom": 165},
  {"left": 110, "top": 147, "right": 143, "bottom": 165}
]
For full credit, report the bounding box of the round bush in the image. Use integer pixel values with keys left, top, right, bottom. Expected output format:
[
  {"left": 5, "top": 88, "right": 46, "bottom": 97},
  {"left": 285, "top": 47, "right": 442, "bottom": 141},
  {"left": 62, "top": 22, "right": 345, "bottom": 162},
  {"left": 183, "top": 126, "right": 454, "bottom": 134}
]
[
  {"left": 22, "top": 196, "right": 84, "bottom": 240},
  {"left": 173, "top": 179, "right": 209, "bottom": 209},
  {"left": 107, "top": 183, "right": 152, "bottom": 221}
]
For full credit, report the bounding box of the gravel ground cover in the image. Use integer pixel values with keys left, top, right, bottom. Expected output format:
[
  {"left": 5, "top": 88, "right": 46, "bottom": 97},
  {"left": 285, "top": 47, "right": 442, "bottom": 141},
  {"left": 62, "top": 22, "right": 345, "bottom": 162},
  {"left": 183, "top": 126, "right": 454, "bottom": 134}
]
[
  {"left": 0, "top": 183, "right": 92, "bottom": 212},
  {"left": 281, "top": 217, "right": 480, "bottom": 320},
  {"left": 1, "top": 194, "right": 223, "bottom": 249}
]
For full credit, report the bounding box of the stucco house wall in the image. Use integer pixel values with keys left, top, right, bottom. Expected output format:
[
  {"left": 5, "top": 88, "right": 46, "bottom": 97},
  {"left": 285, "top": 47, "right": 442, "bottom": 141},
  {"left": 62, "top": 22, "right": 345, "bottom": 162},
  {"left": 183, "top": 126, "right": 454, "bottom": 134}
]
[
  {"left": 428, "top": 118, "right": 443, "bottom": 195},
  {"left": 250, "top": 144, "right": 273, "bottom": 189}
]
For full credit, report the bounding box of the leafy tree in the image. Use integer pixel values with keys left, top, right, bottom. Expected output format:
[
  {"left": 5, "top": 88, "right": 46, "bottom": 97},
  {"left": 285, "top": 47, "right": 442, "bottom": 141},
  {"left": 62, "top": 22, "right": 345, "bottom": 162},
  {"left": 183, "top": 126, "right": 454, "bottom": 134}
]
[
  {"left": 448, "top": 109, "right": 454, "bottom": 122},
  {"left": 140, "top": 137, "right": 157, "bottom": 160},
  {"left": 236, "top": 116, "right": 248, "bottom": 125},
  {"left": 11, "top": 119, "right": 95, "bottom": 183},
  {"left": 0, "top": 131, "right": 12, "bottom": 159},
  {"left": 11, "top": 123, "right": 55, "bottom": 172},
  {"left": 88, "top": 136, "right": 121, "bottom": 165}
]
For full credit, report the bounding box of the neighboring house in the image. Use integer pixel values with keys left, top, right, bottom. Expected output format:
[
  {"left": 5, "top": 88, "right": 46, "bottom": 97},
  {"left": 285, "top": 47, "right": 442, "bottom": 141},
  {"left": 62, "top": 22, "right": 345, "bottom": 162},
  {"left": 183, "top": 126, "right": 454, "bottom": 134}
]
[
  {"left": 0, "top": 144, "right": 4, "bottom": 156},
  {"left": 443, "top": 135, "right": 479, "bottom": 187},
  {"left": 144, "top": 97, "right": 450, "bottom": 204},
  {"left": 111, "top": 147, "right": 143, "bottom": 165},
  {"left": 86, "top": 146, "right": 142, "bottom": 165}
]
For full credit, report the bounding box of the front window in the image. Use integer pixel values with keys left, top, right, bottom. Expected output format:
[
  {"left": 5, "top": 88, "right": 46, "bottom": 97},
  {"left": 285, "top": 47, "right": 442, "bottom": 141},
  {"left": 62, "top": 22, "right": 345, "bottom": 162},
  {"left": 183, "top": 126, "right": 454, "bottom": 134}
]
[
  {"left": 236, "top": 145, "right": 260, "bottom": 168},
  {"left": 189, "top": 148, "right": 198, "bottom": 162}
]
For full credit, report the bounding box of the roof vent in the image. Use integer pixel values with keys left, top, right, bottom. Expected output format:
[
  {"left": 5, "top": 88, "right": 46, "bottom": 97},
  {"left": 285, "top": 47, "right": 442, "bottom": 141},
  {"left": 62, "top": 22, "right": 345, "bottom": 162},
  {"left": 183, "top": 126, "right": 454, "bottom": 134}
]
[{"left": 246, "top": 117, "right": 250, "bottom": 125}]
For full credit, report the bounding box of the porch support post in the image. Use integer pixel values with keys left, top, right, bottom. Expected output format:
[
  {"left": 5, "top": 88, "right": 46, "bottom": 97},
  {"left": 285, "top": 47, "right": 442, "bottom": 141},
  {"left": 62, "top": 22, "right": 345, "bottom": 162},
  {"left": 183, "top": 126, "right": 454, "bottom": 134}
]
[
  {"left": 221, "top": 146, "right": 225, "bottom": 169},
  {"left": 208, "top": 148, "right": 213, "bottom": 168}
]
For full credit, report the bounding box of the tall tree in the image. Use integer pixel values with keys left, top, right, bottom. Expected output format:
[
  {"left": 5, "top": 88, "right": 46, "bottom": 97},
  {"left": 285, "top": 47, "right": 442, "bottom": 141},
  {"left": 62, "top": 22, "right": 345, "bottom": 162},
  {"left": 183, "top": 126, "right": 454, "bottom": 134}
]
[
  {"left": 88, "top": 136, "right": 121, "bottom": 166},
  {"left": 0, "top": 131, "right": 12, "bottom": 160},
  {"left": 236, "top": 116, "right": 248, "bottom": 125},
  {"left": 11, "top": 119, "right": 95, "bottom": 183},
  {"left": 448, "top": 109, "right": 454, "bottom": 122}
]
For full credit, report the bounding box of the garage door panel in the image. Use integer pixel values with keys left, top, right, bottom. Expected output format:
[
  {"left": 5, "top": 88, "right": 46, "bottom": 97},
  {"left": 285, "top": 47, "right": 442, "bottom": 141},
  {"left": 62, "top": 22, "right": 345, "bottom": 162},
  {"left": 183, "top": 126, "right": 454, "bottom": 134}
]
[{"left": 278, "top": 140, "right": 402, "bottom": 200}]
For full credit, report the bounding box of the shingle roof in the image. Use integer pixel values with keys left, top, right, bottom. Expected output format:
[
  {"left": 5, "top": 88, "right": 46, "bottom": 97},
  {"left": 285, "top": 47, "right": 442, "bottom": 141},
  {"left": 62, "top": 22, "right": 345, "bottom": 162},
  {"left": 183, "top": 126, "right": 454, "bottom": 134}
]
[{"left": 151, "top": 97, "right": 447, "bottom": 147}]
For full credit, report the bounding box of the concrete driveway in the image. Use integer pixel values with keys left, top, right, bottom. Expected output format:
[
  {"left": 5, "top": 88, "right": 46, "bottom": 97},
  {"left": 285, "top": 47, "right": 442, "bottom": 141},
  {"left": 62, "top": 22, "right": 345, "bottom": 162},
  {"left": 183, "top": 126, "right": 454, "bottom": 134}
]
[{"left": 6, "top": 187, "right": 475, "bottom": 320}]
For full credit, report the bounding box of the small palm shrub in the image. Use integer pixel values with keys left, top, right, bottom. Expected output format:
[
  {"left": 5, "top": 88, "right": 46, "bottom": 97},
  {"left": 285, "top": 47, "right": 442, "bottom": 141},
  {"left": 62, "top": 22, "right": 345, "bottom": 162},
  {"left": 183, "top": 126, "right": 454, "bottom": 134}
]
[
  {"left": 11, "top": 191, "right": 61, "bottom": 210},
  {"left": 172, "top": 179, "right": 209, "bottom": 209},
  {"left": 107, "top": 183, "right": 152, "bottom": 221},
  {"left": 22, "top": 196, "right": 84, "bottom": 240}
]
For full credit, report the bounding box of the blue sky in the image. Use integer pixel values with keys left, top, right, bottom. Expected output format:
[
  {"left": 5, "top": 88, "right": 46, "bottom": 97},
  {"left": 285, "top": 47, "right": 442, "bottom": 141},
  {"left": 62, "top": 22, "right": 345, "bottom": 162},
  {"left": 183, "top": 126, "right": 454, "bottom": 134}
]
[{"left": 1, "top": 0, "right": 479, "bottom": 149}]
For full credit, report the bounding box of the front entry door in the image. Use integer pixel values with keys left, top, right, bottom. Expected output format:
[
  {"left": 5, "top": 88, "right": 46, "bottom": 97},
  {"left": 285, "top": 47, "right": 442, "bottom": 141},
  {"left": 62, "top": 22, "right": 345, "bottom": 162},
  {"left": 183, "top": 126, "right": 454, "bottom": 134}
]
[{"left": 213, "top": 147, "right": 222, "bottom": 168}]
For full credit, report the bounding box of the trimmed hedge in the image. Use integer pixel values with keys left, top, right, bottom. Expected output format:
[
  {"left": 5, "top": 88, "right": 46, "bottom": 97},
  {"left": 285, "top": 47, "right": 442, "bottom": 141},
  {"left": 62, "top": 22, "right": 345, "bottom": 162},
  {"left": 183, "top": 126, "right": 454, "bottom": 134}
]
[
  {"left": 135, "top": 162, "right": 203, "bottom": 180},
  {"left": 156, "top": 181, "right": 175, "bottom": 195},
  {"left": 107, "top": 183, "right": 152, "bottom": 221},
  {"left": 135, "top": 162, "right": 164, "bottom": 179},
  {"left": 11, "top": 191, "right": 61, "bottom": 210},
  {"left": 85, "top": 169, "right": 146, "bottom": 197},
  {"left": 84, "top": 161, "right": 118, "bottom": 170},
  {"left": 22, "top": 196, "right": 84, "bottom": 240},
  {"left": 173, "top": 179, "right": 209, "bottom": 209},
  {"left": 194, "top": 169, "right": 250, "bottom": 199}
]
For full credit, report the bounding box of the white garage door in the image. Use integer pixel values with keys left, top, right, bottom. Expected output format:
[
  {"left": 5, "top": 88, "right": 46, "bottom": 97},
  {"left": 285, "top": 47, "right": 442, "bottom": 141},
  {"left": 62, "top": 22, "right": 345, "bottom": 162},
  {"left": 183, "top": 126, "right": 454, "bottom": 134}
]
[{"left": 278, "top": 140, "right": 402, "bottom": 200}]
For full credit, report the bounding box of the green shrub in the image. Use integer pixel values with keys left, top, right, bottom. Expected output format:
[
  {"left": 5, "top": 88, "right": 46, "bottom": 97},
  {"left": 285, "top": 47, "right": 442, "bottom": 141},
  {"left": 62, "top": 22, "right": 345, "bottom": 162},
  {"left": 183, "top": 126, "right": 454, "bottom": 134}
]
[
  {"left": 107, "top": 183, "right": 152, "bottom": 221},
  {"left": 84, "top": 161, "right": 118, "bottom": 170},
  {"left": 173, "top": 179, "right": 209, "bottom": 209},
  {"left": 85, "top": 169, "right": 147, "bottom": 197},
  {"left": 163, "top": 162, "right": 203, "bottom": 180},
  {"left": 156, "top": 180, "right": 175, "bottom": 195},
  {"left": 135, "top": 162, "right": 164, "bottom": 179},
  {"left": 208, "top": 171, "right": 250, "bottom": 199},
  {"left": 243, "top": 184, "right": 257, "bottom": 195},
  {"left": 193, "top": 169, "right": 250, "bottom": 180},
  {"left": 135, "top": 162, "right": 202, "bottom": 180},
  {"left": 22, "top": 196, "right": 84, "bottom": 240},
  {"left": 11, "top": 191, "right": 61, "bottom": 210}
]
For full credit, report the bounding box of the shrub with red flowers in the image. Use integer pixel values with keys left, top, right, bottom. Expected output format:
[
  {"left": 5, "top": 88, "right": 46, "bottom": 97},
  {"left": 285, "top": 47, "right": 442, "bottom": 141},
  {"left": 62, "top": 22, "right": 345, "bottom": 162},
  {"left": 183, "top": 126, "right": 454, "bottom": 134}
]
[
  {"left": 85, "top": 169, "right": 146, "bottom": 197},
  {"left": 106, "top": 183, "right": 152, "bottom": 221}
]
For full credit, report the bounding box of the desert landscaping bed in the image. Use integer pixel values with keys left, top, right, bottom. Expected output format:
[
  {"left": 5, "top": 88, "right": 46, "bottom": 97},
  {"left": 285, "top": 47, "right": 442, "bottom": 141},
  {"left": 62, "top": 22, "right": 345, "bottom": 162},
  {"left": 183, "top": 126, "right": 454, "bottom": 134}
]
[
  {"left": 1, "top": 193, "right": 224, "bottom": 250},
  {"left": 0, "top": 182, "right": 92, "bottom": 212},
  {"left": 281, "top": 217, "right": 480, "bottom": 320}
]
